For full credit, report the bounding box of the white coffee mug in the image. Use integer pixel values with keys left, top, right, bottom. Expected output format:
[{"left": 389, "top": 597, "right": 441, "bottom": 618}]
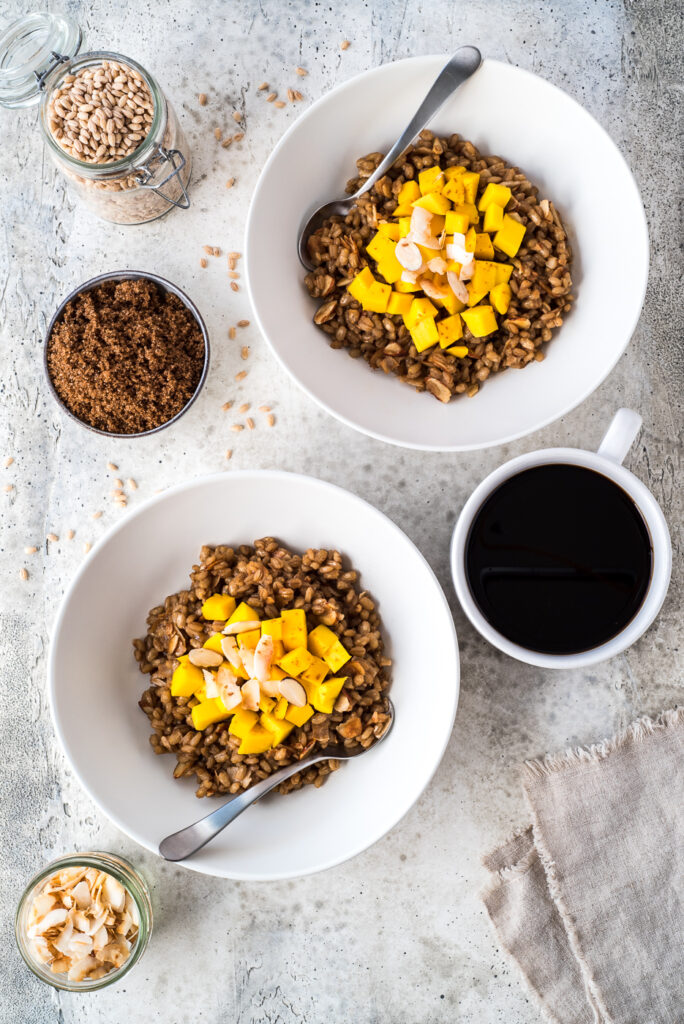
[{"left": 450, "top": 409, "right": 672, "bottom": 669}]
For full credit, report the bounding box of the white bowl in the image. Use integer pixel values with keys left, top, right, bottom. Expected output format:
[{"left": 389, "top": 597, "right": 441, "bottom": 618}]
[
  {"left": 245, "top": 56, "right": 648, "bottom": 451},
  {"left": 49, "top": 472, "right": 459, "bottom": 880}
]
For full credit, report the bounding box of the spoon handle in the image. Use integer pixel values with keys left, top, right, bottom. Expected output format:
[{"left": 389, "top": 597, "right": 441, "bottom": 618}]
[
  {"left": 353, "top": 47, "right": 482, "bottom": 200},
  {"left": 158, "top": 749, "right": 328, "bottom": 861}
]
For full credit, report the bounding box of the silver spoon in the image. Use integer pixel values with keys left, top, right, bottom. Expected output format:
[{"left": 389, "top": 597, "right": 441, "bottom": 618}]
[
  {"left": 297, "top": 46, "right": 482, "bottom": 270},
  {"left": 159, "top": 698, "right": 395, "bottom": 862}
]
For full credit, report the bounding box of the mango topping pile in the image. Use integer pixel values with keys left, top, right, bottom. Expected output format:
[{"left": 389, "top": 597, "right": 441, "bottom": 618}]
[
  {"left": 347, "top": 165, "right": 526, "bottom": 353},
  {"left": 171, "top": 594, "right": 351, "bottom": 755}
]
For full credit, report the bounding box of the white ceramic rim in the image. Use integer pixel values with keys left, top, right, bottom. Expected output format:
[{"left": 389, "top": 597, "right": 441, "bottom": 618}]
[
  {"left": 244, "top": 55, "right": 649, "bottom": 452},
  {"left": 48, "top": 470, "right": 460, "bottom": 879},
  {"left": 450, "top": 440, "right": 672, "bottom": 669}
]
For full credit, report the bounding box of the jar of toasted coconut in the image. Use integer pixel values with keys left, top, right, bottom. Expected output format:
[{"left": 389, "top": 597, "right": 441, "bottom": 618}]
[
  {"left": 0, "top": 14, "right": 192, "bottom": 224},
  {"left": 15, "top": 852, "right": 152, "bottom": 991}
]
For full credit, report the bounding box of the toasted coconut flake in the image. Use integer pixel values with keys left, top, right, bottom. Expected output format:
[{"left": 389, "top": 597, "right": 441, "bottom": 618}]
[
  {"left": 253, "top": 634, "right": 274, "bottom": 682},
  {"left": 421, "top": 277, "right": 452, "bottom": 302},
  {"left": 239, "top": 647, "right": 255, "bottom": 678},
  {"left": 427, "top": 257, "right": 448, "bottom": 275},
  {"left": 29, "top": 908, "right": 68, "bottom": 936},
  {"left": 240, "top": 678, "right": 260, "bottom": 711},
  {"left": 72, "top": 880, "right": 92, "bottom": 910},
  {"left": 447, "top": 272, "right": 469, "bottom": 303},
  {"left": 222, "top": 619, "right": 261, "bottom": 635},
  {"left": 220, "top": 634, "right": 243, "bottom": 670},
  {"left": 395, "top": 238, "right": 422, "bottom": 271}
]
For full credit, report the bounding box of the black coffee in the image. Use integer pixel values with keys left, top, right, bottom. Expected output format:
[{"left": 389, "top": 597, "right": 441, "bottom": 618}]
[{"left": 465, "top": 464, "right": 652, "bottom": 655}]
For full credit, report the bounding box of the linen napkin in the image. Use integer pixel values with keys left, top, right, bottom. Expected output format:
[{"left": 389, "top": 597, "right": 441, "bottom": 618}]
[{"left": 482, "top": 708, "right": 683, "bottom": 1024}]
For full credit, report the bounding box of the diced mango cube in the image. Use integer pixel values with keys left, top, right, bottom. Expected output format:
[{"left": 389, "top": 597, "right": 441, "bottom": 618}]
[
  {"left": 461, "top": 172, "right": 480, "bottom": 204},
  {"left": 269, "top": 665, "right": 287, "bottom": 682},
  {"left": 203, "top": 633, "right": 224, "bottom": 654},
  {"left": 494, "top": 263, "right": 513, "bottom": 284},
  {"left": 478, "top": 182, "right": 512, "bottom": 212},
  {"left": 238, "top": 629, "right": 261, "bottom": 650},
  {"left": 451, "top": 203, "right": 479, "bottom": 226},
  {"left": 394, "top": 279, "right": 420, "bottom": 293},
  {"left": 261, "top": 617, "right": 283, "bottom": 641},
  {"left": 191, "top": 698, "right": 231, "bottom": 731},
  {"left": 412, "top": 192, "right": 451, "bottom": 216},
  {"left": 418, "top": 166, "right": 445, "bottom": 195},
  {"left": 300, "top": 655, "right": 329, "bottom": 686},
  {"left": 201, "top": 594, "right": 237, "bottom": 621},
  {"left": 406, "top": 296, "right": 438, "bottom": 329},
  {"left": 445, "top": 211, "right": 470, "bottom": 234},
  {"left": 398, "top": 179, "right": 421, "bottom": 205},
  {"left": 490, "top": 282, "right": 512, "bottom": 314},
  {"left": 259, "top": 713, "right": 294, "bottom": 746},
  {"left": 377, "top": 222, "right": 401, "bottom": 240},
  {"left": 311, "top": 677, "right": 347, "bottom": 715},
  {"left": 363, "top": 280, "right": 392, "bottom": 314},
  {"left": 474, "top": 233, "right": 495, "bottom": 260},
  {"left": 347, "top": 266, "right": 374, "bottom": 304},
  {"left": 444, "top": 165, "right": 466, "bottom": 180},
  {"left": 493, "top": 215, "right": 526, "bottom": 257},
  {"left": 171, "top": 661, "right": 204, "bottom": 698},
  {"left": 442, "top": 177, "right": 465, "bottom": 204},
  {"left": 278, "top": 646, "right": 313, "bottom": 677},
  {"left": 462, "top": 305, "right": 499, "bottom": 338},
  {"left": 259, "top": 695, "right": 276, "bottom": 714},
  {"left": 227, "top": 602, "right": 260, "bottom": 626},
  {"left": 392, "top": 204, "right": 414, "bottom": 217},
  {"left": 376, "top": 252, "right": 404, "bottom": 285},
  {"left": 238, "top": 723, "right": 274, "bottom": 754},
  {"left": 273, "top": 696, "right": 289, "bottom": 720},
  {"left": 446, "top": 344, "right": 469, "bottom": 358},
  {"left": 285, "top": 703, "right": 314, "bottom": 728},
  {"left": 366, "top": 230, "right": 398, "bottom": 263},
  {"left": 387, "top": 291, "right": 414, "bottom": 316},
  {"left": 324, "top": 639, "right": 351, "bottom": 673},
  {"left": 440, "top": 289, "right": 466, "bottom": 315},
  {"left": 281, "top": 609, "right": 307, "bottom": 651},
  {"left": 307, "top": 624, "right": 338, "bottom": 658},
  {"left": 397, "top": 216, "right": 412, "bottom": 237},
  {"left": 229, "top": 708, "right": 258, "bottom": 738},
  {"left": 464, "top": 227, "right": 477, "bottom": 253},
  {"left": 472, "top": 260, "right": 499, "bottom": 295},
  {"left": 466, "top": 283, "right": 489, "bottom": 307},
  {"left": 410, "top": 316, "right": 439, "bottom": 353},
  {"left": 437, "top": 314, "right": 464, "bottom": 349},
  {"left": 483, "top": 202, "right": 505, "bottom": 233}
]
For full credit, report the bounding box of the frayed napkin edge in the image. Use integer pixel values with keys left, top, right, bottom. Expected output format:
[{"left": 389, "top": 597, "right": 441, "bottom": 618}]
[{"left": 522, "top": 706, "right": 683, "bottom": 780}]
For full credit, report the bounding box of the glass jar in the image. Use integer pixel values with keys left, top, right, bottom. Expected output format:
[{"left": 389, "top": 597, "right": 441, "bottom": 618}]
[
  {"left": 0, "top": 14, "right": 192, "bottom": 224},
  {"left": 15, "top": 852, "right": 153, "bottom": 991}
]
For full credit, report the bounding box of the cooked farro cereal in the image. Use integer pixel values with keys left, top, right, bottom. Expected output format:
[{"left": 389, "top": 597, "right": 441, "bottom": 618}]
[
  {"left": 135, "top": 538, "right": 392, "bottom": 798},
  {"left": 304, "top": 130, "right": 573, "bottom": 402}
]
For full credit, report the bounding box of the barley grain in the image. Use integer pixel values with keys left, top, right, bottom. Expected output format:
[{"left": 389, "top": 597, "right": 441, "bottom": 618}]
[
  {"left": 295, "top": 67, "right": 308, "bottom": 76},
  {"left": 198, "top": 93, "right": 207, "bottom": 105},
  {"left": 19, "top": 568, "right": 28, "bottom": 581},
  {"left": 237, "top": 319, "right": 250, "bottom": 327}
]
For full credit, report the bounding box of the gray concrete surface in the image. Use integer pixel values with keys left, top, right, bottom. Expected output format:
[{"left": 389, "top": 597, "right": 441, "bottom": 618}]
[{"left": 0, "top": 0, "right": 681, "bottom": 1021}]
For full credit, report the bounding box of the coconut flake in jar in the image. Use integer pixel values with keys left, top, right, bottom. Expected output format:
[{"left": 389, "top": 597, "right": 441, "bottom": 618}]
[{"left": 25, "top": 864, "right": 140, "bottom": 982}]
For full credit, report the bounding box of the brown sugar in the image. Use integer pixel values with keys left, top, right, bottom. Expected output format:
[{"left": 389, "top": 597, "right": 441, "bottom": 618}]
[{"left": 46, "top": 279, "right": 205, "bottom": 434}]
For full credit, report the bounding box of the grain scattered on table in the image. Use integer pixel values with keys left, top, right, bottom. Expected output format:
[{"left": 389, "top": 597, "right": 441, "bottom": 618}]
[
  {"left": 295, "top": 67, "right": 308, "bottom": 77},
  {"left": 235, "top": 370, "right": 248, "bottom": 382},
  {"left": 237, "top": 319, "right": 250, "bottom": 327},
  {"left": 24, "top": 546, "right": 37, "bottom": 555},
  {"left": 266, "top": 92, "right": 277, "bottom": 103},
  {"left": 341, "top": 39, "right": 351, "bottom": 49},
  {"left": 198, "top": 93, "right": 207, "bottom": 105},
  {"left": 230, "top": 281, "right": 239, "bottom": 292},
  {"left": 47, "top": 533, "right": 59, "bottom": 543},
  {"left": 4, "top": 457, "right": 13, "bottom": 467},
  {"left": 225, "top": 177, "right": 235, "bottom": 188},
  {"left": 241, "top": 346, "right": 249, "bottom": 360},
  {"left": 128, "top": 478, "right": 138, "bottom": 491},
  {"left": 258, "top": 81, "right": 269, "bottom": 91},
  {"left": 92, "top": 510, "right": 102, "bottom": 519},
  {"left": 19, "top": 568, "right": 28, "bottom": 581}
]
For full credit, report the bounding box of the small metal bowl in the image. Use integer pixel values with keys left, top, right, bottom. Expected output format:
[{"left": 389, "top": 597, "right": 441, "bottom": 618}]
[{"left": 43, "top": 270, "right": 210, "bottom": 438}]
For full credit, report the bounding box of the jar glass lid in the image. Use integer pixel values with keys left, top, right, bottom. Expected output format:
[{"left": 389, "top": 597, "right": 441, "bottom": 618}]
[{"left": 0, "top": 13, "right": 82, "bottom": 109}]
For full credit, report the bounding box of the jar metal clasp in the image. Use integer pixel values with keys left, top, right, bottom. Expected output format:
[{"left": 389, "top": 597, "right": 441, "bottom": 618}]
[
  {"left": 34, "top": 52, "right": 70, "bottom": 92},
  {"left": 134, "top": 145, "right": 190, "bottom": 210}
]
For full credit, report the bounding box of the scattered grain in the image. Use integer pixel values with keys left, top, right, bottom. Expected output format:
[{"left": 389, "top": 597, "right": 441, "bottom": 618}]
[
  {"left": 258, "top": 404, "right": 271, "bottom": 413},
  {"left": 235, "top": 370, "right": 248, "bottom": 382},
  {"left": 267, "top": 413, "right": 276, "bottom": 427},
  {"left": 5, "top": 457, "right": 13, "bottom": 467},
  {"left": 238, "top": 403, "right": 250, "bottom": 414},
  {"left": 231, "top": 424, "right": 244, "bottom": 432},
  {"left": 258, "top": 81, "right": 269, "bottom": 91},
  {"left": 228, "top": 327, "right": 236, "bottom": 340},
  {"left": 246, "top": 417, "right": 255, "bottom": 430},
  {"left": 24, "top": 546, "right": 37, "bottom": 555},
  {"left": 274, "top": 101, "right": 286, "bottom": 108},
  {"left": 266, "top": 92, "right": 277, "bottom": 102},
  {"left": 127, "top": 478, "right": 138, "bottom": 491},
  {"left": 198, "top": 93, "right": 208, "bottom": 106},
  {"left": 232, "top": 111, "right": 242, "bottom": 122},
  {"left": 229, "top": 251, "right": 241, "bottom": 260},
  {"left": 19, "top": 568, "right": 28, "bottom": 581},
  {"left": 4, "top": 484, "right": 13, "bottom": 492},
  {"left": 107, "top": 462, "right": 118, "bottom": 471},
  {"left": 287, "top": 88, "right": 295, "bottom": 102},
  {"left": 84, "top": 542, "right": 92, "bottom": 553},
  {"left": 225, "top": 449, "right": 233, "bottom": 459},
  {"left": 92, "top": 510, "right": 102, "bottom": 519},
  {"left": 66, "top": 529, "right": 75, "bottom": 540},
  {"left": 341, "top": 39, "right": 351, "bottom": 50},
  {"left": 214, "top": 127, "right": 222, "bottom": 141},
  {"left": 237, "top": 319, "right": 250, "bottom": 327},
  {"left": 113, "top": 478, "right": 123, "bottom": 488},
  {"left": 222, "top": 400, "right": 234, "bottom": 412},
  {"left": 292, "top": 90, "right": 303, "bottom": 101},
  {"left": 228, "top": 271, "right": 239, "bottom": 280},
  {"left": 295, "top": 67, "right": 308, "bottom": 77},
  {"left": 230, "top": 281, "right": 239, "bottom": 292},
  {"left": 241, "top": 346, "right": 250, "bottom": 360},
  {"left": 200, "top": 257, "right": 208, "bottom": 269},
  {"left": 233, "top": 132, "right": 244, "bottom": 142},
  {"left": 47, "top": 533, "right": 59, "bottom": 543},
  {"left": 221, "top": 137, "right": 233, "bottom": 149},
  {"left": 225, "top": 177, "right": 235, "bottom": 189}
]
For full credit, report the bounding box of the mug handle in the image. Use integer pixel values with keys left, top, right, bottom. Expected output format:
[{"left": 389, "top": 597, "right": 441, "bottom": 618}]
[{"left": 597, "top": 408, "right": 642, "bottom": 464}]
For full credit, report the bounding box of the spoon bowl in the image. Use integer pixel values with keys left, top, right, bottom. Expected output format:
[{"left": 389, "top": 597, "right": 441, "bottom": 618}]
[
  {"left": 297, "top": 46, "right": 481, "bottom": 269},
  {"left": 159, "top": 698, "right": 396, "bottom": 862}
]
